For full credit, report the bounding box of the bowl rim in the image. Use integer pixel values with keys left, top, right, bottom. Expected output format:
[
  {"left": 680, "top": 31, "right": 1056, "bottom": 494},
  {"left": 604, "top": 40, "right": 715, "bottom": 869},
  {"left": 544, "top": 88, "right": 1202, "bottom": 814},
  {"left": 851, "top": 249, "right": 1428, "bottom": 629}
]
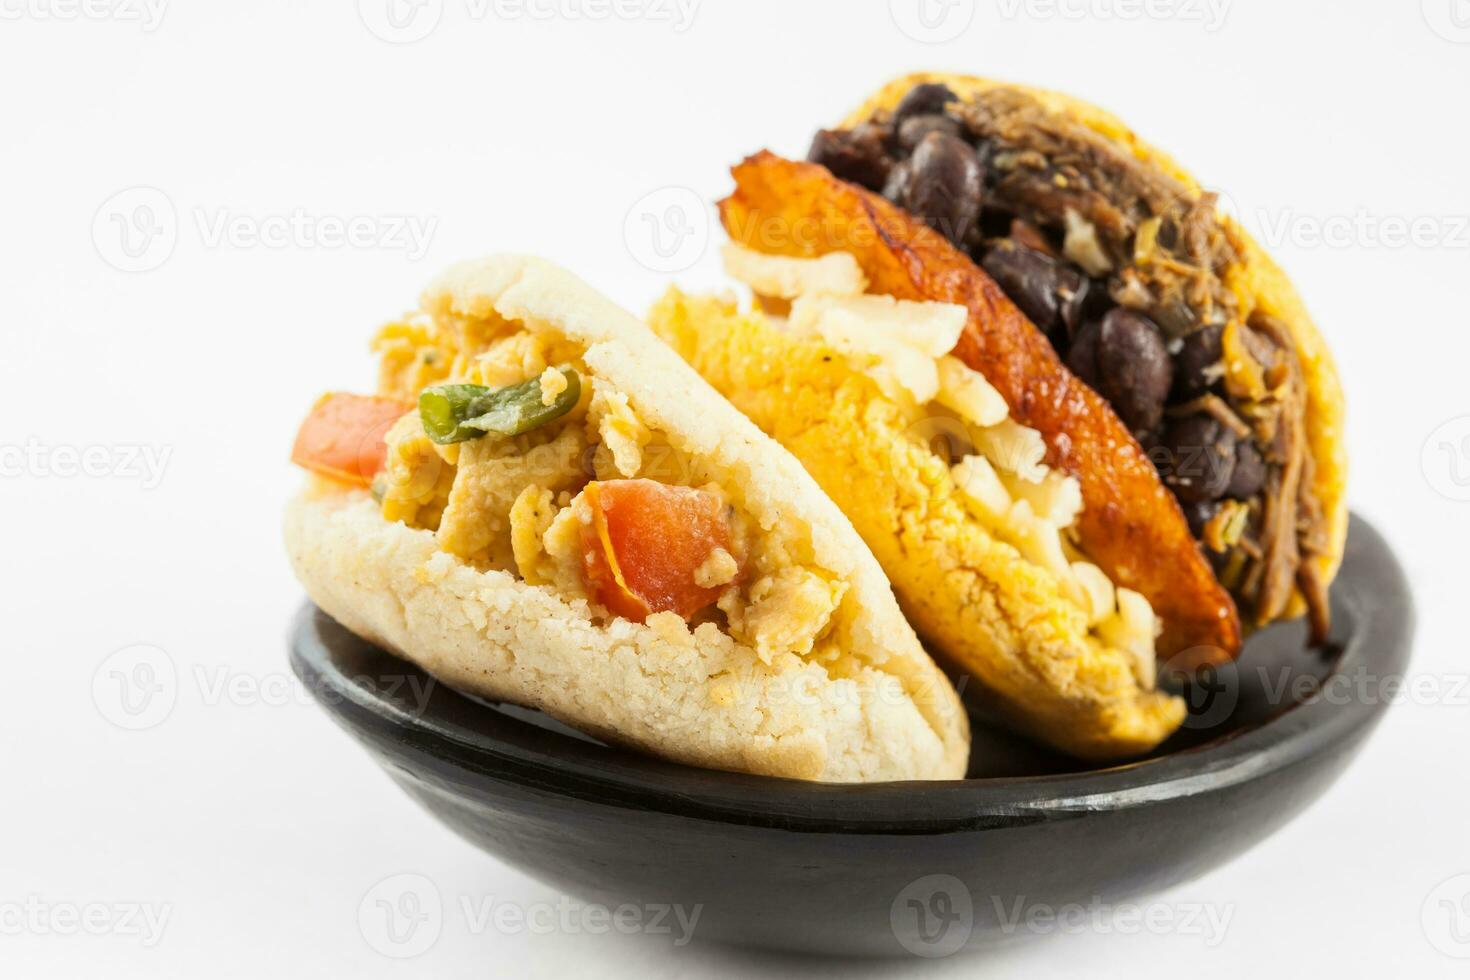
[{"left": 290, "top": 514, "right": 1412, "bottom": 832}]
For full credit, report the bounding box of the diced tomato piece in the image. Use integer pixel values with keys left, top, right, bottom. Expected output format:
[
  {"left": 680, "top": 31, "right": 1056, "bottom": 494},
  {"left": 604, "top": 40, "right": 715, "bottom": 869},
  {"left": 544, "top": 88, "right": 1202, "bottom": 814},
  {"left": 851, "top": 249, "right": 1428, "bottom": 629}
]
[
  {"left": 580, "top": 480, "right": 738, "bottom": 623},
  {"left": 290, "top": 393, "right": 412, "bottom": 487}
]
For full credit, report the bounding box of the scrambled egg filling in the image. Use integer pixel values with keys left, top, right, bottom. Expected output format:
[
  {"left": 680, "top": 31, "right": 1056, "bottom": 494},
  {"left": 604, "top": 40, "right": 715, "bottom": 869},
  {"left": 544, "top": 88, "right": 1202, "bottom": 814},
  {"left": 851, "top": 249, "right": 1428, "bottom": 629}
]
[
  {"left": 662, "top": 244, "right": 1162, "bottom": 689},
  {"left": 369, "top": 305, "right": 846, "bottom": 665}
]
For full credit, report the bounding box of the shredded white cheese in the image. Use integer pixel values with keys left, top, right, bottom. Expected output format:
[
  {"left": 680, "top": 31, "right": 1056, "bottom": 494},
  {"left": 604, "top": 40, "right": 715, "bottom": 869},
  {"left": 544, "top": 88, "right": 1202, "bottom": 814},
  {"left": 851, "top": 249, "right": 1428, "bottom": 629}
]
[
  {"left": 935, "top": 355, "right": 1009, "bottom": 428},
  {"left": 999, "top": 468, "right": 1083, "bottom": 528},
  {"left": 952, "top": 455, "right": 1011, "bottom": 526},
  {"left": 1070, "top": 561, "right": 1116, "bottom": 627},
  {"left": 973, "top": 420, "right": 1049, "bottom": 484},
  {"left": 788, "top": 294, "right": 969, "bottom": 403},
  {"left": 721, "top": 243, "right": 866, "bottom": 300},
  {"left": 1098, "top": 588, "right": 1159, "bottom": 687},
  {"left": 791, "top": 293, "right": 967, "bottom": 357}
]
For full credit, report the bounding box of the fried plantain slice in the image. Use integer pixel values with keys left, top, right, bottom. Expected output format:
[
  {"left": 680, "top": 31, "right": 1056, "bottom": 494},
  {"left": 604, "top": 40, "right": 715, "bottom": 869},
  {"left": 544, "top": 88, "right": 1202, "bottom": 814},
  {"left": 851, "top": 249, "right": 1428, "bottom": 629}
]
[{"left": 720, "top": 151, "right": 1241, "bottom": 661}]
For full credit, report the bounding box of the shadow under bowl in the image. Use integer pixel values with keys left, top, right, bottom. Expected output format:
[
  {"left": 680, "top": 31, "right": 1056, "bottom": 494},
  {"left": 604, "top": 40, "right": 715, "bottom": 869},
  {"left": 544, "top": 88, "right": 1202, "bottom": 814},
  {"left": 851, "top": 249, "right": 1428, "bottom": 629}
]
[{"left": 291, "top": 514, "right": 1411, "bottom": 957}]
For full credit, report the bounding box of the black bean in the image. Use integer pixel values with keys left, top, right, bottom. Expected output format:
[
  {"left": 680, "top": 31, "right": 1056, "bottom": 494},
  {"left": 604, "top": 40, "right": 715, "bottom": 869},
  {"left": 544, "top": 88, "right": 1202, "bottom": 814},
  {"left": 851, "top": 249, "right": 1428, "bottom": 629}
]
[
  {"left": 1078, "top": 278, "right": 1116, "bottom": 325},
  {"left": 853, "top": 121, "right": 897, "bottom": 155},
  {"left": 892, "top": 82, "right": 957, "bottom": 128},
  {"left": 897, "top": 113, "right": 962, "bottom": 153},
  {"left": 1065, "top": 318, "right": 1102, "bottom": 388},
  {"left": 1158, "top": 415, "right": 1237, "bottom": 503},
  {"left": 981, "top": 241, "right": 1073, "bottom": 339},
  {"left": 901, "top": 132, "right": 983, "bottom": 246},
  {"left": 1149, "top": 296, "right": 1199, "bottom": 339},
  {"left": 807, "top": 125, "right": 892, "bottom": 192},
  {"left": 1059, "top": 276, "right": 1091, "bottom": 338},
  {"left": 978, "top": 207, "right": 1016, "bottom": 240},
  {"left": 1225, "top": 439, "right": 1267, "bottom": 499},
  {"left": 1172, "top": 322, "right": 1224, "bottom": 401},
  {"left": 1180, "top": 499, "right": 1220, "bottom": 539},
  {"left": 1096, "top": 309, "right": 1173, "bottom": 435},
  {"left": 881, "top": 160, "right": 911, "bottom": 204}
]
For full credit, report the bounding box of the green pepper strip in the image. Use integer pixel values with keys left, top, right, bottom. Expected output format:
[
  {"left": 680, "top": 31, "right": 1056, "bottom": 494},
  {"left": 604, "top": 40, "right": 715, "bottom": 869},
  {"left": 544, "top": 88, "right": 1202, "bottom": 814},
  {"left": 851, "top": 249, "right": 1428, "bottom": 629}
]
[{"left": 419, "top": 369, "right": 581, "bottom": 445}]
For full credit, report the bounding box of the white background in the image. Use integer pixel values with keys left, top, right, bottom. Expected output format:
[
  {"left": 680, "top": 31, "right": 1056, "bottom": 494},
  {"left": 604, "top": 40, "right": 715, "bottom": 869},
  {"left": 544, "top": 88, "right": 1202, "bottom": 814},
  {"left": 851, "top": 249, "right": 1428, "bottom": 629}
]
[{"left": 3, "top": 0, "right": 1467, "bottom": 975}]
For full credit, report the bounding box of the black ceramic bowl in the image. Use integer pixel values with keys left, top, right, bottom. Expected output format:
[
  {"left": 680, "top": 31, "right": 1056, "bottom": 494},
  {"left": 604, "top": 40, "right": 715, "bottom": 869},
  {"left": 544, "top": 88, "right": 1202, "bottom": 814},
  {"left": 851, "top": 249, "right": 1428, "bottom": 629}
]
[{"left": 291, "top": 515, "right": 1411, "bottom": 957}]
